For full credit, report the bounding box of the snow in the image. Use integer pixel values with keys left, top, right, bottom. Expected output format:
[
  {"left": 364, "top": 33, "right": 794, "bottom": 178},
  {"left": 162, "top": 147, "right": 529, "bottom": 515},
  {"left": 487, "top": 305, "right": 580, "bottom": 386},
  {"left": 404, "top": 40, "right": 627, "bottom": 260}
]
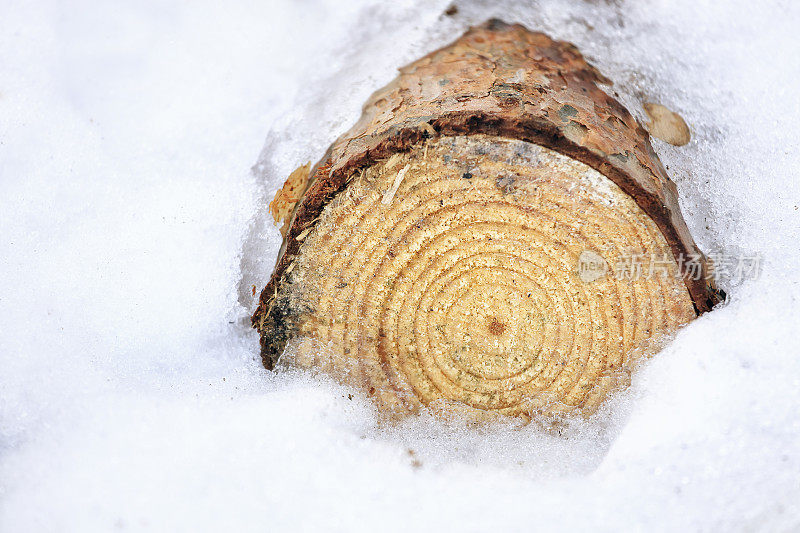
[{"left": 1, "top": 0, "right": 799, "bottom": 531}]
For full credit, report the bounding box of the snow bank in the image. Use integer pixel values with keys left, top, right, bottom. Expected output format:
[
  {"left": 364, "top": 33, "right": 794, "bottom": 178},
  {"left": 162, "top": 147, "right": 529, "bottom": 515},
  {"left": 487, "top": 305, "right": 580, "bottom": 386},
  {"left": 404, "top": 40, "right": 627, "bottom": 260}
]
[{"left": 1, "top": 0, "right": 798, "bottom": 531}]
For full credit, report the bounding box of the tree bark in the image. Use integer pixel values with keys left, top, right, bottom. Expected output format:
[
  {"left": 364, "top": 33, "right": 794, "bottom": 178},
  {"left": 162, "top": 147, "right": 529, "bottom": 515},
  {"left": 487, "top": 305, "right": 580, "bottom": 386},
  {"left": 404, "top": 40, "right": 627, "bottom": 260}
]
[{"left": 252, "top": 19, "right": 722, "bottom": 419}]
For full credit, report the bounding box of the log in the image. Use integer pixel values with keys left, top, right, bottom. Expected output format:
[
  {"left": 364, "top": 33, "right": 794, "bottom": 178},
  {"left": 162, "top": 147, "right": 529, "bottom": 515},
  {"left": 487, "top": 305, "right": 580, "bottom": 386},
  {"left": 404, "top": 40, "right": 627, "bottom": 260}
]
[{"left": 253, "top": 19, "right": 722, "bottom": 420}]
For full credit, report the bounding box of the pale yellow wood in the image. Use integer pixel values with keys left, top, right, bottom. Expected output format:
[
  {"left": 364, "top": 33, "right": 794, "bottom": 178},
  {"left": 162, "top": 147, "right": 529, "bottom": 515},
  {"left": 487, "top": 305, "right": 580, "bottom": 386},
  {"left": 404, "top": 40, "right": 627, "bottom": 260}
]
[{"left": 276, "top": 135, "right": 695, "bottom": 420}]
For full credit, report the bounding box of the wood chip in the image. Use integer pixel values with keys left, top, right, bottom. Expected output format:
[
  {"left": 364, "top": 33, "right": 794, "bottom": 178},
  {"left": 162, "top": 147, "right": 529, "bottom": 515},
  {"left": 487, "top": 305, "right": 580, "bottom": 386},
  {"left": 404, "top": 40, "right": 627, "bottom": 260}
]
[{"left": 643, "top": 102, "right": 691, "bottom": 146}]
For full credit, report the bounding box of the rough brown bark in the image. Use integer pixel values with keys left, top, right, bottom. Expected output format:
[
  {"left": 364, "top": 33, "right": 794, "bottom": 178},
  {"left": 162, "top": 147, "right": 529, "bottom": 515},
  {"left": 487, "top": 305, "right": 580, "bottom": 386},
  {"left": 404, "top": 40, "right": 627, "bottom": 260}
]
[{"left": 252, "top": 19, "right": 722, "bottom": 418}]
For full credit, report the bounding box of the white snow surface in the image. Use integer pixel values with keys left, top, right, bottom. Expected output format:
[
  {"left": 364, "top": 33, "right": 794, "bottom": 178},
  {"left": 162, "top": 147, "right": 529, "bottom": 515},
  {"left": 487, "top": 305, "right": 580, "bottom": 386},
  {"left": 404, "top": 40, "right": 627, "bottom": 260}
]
[{"left": 2, "top": 0, "right": 799, "bottom": 531}]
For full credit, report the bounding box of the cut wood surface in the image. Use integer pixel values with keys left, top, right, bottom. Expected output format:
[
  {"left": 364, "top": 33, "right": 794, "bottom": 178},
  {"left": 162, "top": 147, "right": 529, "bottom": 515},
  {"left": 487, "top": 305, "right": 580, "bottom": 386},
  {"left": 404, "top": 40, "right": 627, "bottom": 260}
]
[{"left": 253, "top": 19, "right": 722, "bottom": 419}]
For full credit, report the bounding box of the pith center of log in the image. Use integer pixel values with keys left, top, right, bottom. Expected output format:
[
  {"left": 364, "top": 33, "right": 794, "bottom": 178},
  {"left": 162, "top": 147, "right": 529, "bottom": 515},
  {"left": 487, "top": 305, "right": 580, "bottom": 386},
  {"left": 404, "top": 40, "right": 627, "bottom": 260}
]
[{"left": 487, "top": 318, "right": 506, "bottom": 336}]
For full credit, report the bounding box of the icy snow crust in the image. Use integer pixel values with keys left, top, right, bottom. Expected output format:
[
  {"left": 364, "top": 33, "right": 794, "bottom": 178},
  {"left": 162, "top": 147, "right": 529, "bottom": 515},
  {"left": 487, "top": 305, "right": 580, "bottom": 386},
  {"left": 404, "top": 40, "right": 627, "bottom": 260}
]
[{"left": 1, "top": 0, "right": 799, "bottom": 531}]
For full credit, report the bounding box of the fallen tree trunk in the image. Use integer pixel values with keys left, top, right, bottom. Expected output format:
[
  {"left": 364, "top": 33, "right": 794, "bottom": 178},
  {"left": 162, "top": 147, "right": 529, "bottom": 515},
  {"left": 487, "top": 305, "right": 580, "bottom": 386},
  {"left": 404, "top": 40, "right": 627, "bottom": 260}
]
[{"left": 253, "top": 19, "right": 722, "bottom": 420}]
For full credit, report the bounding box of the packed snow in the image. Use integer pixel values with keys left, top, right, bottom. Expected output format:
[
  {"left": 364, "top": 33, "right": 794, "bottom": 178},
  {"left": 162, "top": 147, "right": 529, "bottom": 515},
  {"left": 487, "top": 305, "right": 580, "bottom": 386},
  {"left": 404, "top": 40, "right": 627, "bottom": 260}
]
[{"left": 2, "top": 0, "right": 799, "bottom": 531}]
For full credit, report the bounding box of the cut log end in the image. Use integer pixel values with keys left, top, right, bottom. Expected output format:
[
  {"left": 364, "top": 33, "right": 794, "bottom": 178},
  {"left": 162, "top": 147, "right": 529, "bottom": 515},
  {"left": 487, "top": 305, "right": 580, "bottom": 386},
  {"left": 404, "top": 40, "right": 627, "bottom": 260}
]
[
  {"left": 253, "top": 20, "right": 721, "bottom": 421},
  {"left": 262, "top": 135, "right": 696, "bottom": 419}
]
